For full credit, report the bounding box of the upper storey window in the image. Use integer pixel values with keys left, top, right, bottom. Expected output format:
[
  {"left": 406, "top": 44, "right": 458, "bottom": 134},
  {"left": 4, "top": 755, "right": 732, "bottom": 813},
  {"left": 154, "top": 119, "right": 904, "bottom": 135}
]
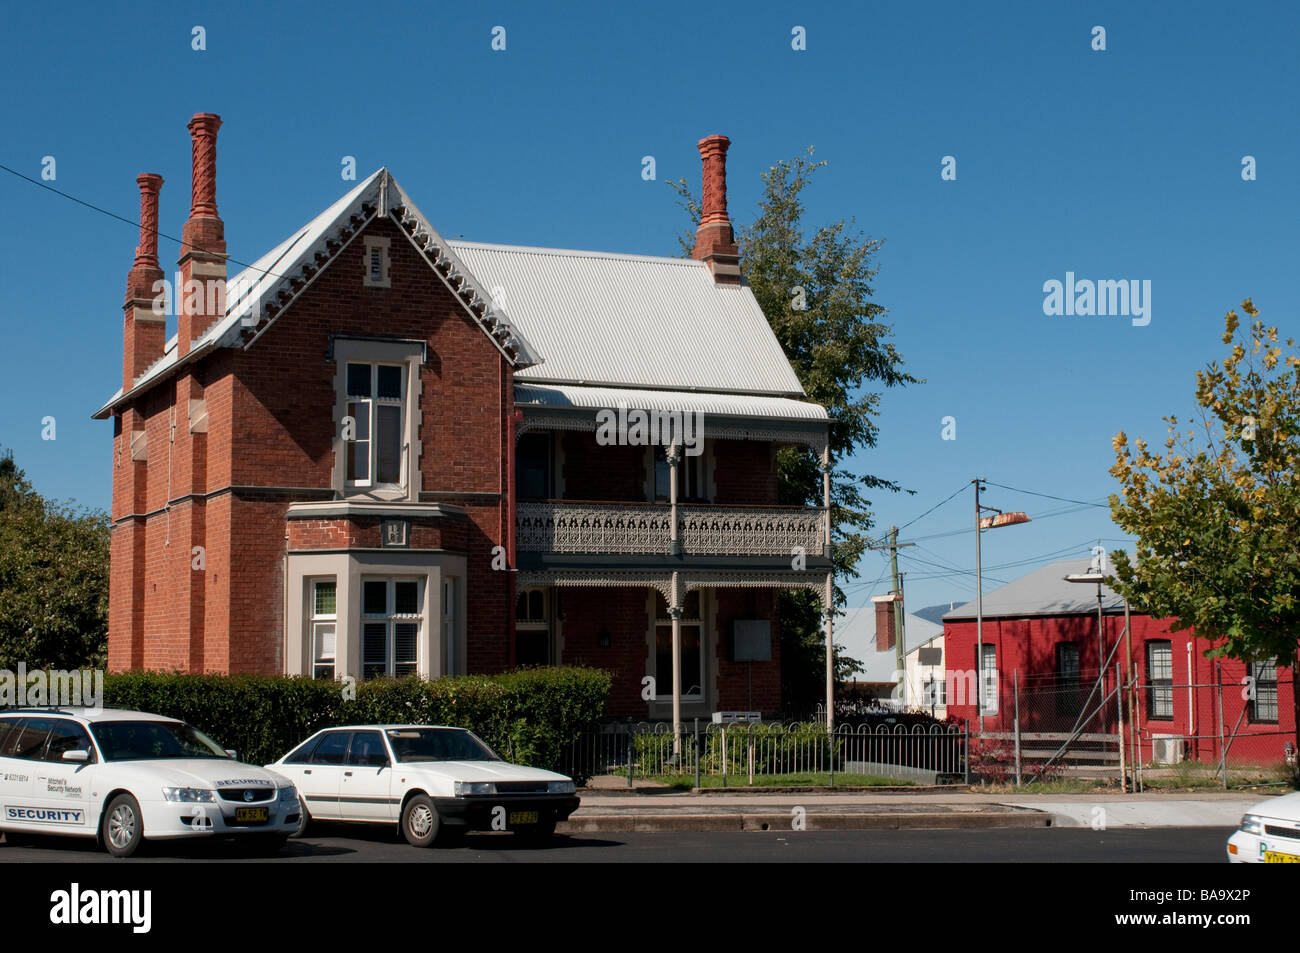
[{"left": 346, "top": 361, "right": 406, "bottom": 489}]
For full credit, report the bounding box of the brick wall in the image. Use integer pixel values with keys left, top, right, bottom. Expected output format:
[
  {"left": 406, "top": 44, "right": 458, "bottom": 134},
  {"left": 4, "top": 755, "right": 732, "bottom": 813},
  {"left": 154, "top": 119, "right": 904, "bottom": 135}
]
[{"left": 109, "top": 214, "right": 512, "bottom": 676}]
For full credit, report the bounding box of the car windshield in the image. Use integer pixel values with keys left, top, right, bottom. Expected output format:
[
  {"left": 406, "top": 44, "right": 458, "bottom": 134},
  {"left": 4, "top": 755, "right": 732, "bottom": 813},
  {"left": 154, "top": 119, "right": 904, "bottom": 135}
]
[
  {"left": 90, "top": 721, "right": 231, "bottom": 761},
  {"left": 385, "top": 728, "right": 502, "bottom": 763}
]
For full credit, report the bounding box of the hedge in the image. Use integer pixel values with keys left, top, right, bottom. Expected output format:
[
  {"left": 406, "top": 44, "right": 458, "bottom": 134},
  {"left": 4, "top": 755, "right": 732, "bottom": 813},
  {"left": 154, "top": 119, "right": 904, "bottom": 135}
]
[{"left": 100, "top": 667, "right": 611, "bottom": 776}]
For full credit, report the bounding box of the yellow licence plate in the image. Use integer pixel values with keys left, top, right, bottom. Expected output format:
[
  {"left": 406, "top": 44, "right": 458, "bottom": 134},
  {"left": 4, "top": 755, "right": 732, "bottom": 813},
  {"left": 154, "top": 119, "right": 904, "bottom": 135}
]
[
  {"left": 235, "top": 807, "right": 269, "bottom": 824},
  {"left": 508, "top": 811, "right": 539, "bottom": 826},
  {"left": 1264, "top": 850, "right": 1300, "bottom": 863}
]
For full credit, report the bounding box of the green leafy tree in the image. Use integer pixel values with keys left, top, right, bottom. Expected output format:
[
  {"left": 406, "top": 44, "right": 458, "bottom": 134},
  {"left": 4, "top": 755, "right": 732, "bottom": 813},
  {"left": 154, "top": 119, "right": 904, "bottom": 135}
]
[
  {"left": 0, "top": 450, "right": 110, "bottom": 669},
  {"left": 672, "top": 149, "right": 919, "bottom": 714},
  {"left": 1109, "top": 300, "right": 1300, "bottom": 776}
]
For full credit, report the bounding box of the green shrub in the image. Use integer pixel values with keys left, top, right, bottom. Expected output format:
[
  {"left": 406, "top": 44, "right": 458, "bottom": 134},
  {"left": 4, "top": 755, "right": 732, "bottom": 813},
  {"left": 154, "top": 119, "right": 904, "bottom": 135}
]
[{"left": 101, "top": 667, "right": 611, "bottom": 774}]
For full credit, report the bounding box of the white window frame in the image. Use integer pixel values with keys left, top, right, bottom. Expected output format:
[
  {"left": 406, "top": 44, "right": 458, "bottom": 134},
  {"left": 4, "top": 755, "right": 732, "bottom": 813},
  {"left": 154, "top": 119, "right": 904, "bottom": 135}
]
[
  {"left": 311, "top": 579, "right": 337, "bottom": 680},
  {"left": 360, "top": 577, "right": 423, "bottom": 679},
  {"left": 345, "top": 361, "right": 407, "bottom": 491},
  {"left": 332, "top": 338, "right": 423, "bottom": 502},
  {"left": 980, "top": 644, "right": 998, "bottom": 714}
]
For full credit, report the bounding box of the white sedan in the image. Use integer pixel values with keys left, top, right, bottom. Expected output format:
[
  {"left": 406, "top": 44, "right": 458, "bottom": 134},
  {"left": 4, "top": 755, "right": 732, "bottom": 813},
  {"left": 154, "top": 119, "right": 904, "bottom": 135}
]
[
  {"left": 267, "top": 725, "right": 580, "bottom": 846},
  {"left": 0, "top": 707, "right": 300, "bottom": 857},
  {"left": 1227, "top": 790, "right": 1300, "bottom": 863}
]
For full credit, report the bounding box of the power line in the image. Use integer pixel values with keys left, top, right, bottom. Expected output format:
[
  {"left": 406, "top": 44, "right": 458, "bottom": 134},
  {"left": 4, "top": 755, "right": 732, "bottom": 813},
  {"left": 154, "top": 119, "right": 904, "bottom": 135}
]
[
  {"left": 896, "top": 482, "right": 969, "bottom": 534},
  {"left": 0, "top": 161, "right": 291, "bottom": 280},
  {"left": 982, "top": 481, "right": 1111, "bottom": 509}
]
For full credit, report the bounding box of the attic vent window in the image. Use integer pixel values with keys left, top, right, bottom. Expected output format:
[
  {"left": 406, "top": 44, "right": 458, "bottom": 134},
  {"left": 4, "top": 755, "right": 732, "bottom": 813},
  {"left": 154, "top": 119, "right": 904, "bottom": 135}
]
[{"left": 363, "top": 236, "right": 391, "bottom": 288}]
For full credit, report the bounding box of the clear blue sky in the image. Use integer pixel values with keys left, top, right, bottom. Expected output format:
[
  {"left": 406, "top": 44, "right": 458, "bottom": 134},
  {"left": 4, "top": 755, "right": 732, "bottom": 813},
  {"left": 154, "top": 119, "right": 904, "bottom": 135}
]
[{"left": 2, "top": 1, "right": 1296, "bottom": 613}]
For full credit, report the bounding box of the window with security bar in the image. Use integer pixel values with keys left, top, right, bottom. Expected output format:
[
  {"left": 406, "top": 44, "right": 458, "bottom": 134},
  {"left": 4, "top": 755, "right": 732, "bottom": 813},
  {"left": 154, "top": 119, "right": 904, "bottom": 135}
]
[
  {"left": 1249, "top": 658, "right": 1278, "bottom": 723},
  {"left": 1146, "top": 640, "right": 1173, "bottom": 720},
  {"left": 361, "top": 578, "right": 422, "bottom": 678}
]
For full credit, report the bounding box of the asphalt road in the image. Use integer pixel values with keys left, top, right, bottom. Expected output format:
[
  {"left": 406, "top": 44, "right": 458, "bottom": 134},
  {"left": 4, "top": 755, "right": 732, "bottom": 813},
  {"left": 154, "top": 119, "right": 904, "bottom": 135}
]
[{"left": 0, "top": 824, "right": 1235, "bottom": 863}]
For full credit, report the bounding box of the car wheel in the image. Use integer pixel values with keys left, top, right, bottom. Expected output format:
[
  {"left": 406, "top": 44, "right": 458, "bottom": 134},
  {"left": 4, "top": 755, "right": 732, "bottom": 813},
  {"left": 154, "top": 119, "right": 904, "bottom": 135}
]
[
  {"left": 294, "top": 803, "right": 312, "bottom": 838},
  {"left": 516, "top": 816, "right": 556, "bottom": 846},
  {"left": 103, "top": 794, "right": 145, "bottom": 858},
  {"left": 401, "top": 794, "right": 441, "bottom": 848}
]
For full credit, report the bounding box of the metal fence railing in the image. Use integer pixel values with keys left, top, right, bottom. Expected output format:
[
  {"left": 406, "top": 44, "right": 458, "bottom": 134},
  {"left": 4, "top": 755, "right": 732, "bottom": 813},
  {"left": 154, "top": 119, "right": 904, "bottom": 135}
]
[{"left": 564, "top": 720, "right": 969, "bottom": 788}]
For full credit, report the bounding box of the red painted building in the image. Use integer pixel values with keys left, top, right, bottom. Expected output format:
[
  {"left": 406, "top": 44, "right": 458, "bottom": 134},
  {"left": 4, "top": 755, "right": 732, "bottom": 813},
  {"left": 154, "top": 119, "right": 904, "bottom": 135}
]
[
  {"left": 944, "top": 559, "right": 1296, "bottom": 766},
  {"left": 93, "top": 115, "right": 834, "bottom": 718}
]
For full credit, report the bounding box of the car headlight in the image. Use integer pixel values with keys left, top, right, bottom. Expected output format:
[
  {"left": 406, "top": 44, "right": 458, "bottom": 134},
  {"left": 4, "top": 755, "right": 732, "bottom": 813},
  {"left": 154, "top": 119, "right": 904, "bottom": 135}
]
[
  {"left": 454, "top": 781, "right": 496, "bottom": 796},
  {"left": 279, "top": 786, "right": 299, "bottom": 803},
  {"left": 162, "top": 787, "right": 215, "bottom": 803},
  {"left": 548, "top": 781, "right": 575, "bottom": 794},
  {"left": 1240, "top": 814, "right": 1264, "bottom": 835}
]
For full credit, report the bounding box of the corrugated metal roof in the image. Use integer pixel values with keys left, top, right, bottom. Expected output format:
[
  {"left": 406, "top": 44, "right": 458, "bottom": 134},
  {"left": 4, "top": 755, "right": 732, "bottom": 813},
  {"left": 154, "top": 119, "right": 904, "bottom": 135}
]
[
  {"left": 943, "top": 558, "right": 1127, "bottom": 620},
  {"left": 449, "top": 240, "right": 807, "bottom": 397},
  {"left": 515, "top": 383, "right": 827, "bottom": 422},
  {"left": 96, "top": 172, "right": 814, "bottom": 418}
]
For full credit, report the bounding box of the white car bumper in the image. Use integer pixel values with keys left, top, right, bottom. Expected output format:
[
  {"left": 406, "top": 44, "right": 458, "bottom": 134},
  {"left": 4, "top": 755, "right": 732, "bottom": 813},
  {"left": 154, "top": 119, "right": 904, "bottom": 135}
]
[
  {"left": 140, "top": 796, "right": 301, "bottom": 840},
  {"left": 1227, "top": 829, "right": 1300, "bottom": 864}
]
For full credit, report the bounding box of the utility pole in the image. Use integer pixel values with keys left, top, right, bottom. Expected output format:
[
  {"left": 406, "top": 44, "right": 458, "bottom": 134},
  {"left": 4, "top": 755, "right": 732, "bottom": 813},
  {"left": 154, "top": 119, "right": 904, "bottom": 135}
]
[{"left": 869, "top": 527, "right": 914, "bottom": 707}]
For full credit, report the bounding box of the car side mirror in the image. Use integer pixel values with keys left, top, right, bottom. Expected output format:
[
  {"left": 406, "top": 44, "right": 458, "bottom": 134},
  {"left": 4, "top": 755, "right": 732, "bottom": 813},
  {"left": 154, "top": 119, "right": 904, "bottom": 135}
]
[
  {"left": 61, "top": 749, "right": 90, "bottom": 762},
  {"left": 225, "top": 749, "right": 238, "bottom": 760}
]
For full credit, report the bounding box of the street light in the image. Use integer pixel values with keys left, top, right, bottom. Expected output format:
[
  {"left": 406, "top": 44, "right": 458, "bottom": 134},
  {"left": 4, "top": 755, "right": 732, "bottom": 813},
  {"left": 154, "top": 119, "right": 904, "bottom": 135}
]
[{"left": 973, "top": 478, "right": 1030, "bottom": 736}]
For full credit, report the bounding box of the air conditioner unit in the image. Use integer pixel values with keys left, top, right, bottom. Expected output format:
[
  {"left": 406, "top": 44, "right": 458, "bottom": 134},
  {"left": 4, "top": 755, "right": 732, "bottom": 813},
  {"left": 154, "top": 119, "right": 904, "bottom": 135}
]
[
  {"left": 1151, "top": 734, "right": 1185, "bottom": 765},
  {"left": 712, "top": 711, "right": 761, "bottom": 724}
]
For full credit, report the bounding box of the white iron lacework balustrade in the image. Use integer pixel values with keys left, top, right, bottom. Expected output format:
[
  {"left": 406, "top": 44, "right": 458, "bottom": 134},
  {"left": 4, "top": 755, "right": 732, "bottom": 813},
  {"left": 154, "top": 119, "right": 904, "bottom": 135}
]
[{"left": 516, "top": 502, "right": 825, "bottom": 556}]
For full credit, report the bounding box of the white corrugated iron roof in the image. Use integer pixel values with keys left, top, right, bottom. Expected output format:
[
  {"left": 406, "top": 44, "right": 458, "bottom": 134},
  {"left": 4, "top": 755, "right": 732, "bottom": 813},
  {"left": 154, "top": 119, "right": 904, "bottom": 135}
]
[
  {"left": 515, "top": 383, "right": 827, "bottom": 422},
  {"left": 448, "top": 241, "right": 807, "bottom": 397},
  {"left": 96, "top": 171, "right": 814, "bottom": 418},
  {"left": 943, "top": 558, "right": 1127, "bottom": 620}
]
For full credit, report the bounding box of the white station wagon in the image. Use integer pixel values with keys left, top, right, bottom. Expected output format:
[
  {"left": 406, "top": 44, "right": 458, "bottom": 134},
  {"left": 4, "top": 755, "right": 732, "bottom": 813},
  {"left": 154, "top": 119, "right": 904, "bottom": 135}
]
[
  {"left": 268, "top": 725, "right": 580, "bottom": 846},
  {"left": 0, "top": 707, "right": 300, "bottom": 857}
]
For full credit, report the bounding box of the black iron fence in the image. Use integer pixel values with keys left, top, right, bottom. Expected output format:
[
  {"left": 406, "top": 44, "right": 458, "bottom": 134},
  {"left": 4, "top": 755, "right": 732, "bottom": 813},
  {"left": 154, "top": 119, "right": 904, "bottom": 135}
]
[{"left": 564, "top": 720, "right": 969, "bottom": 787}]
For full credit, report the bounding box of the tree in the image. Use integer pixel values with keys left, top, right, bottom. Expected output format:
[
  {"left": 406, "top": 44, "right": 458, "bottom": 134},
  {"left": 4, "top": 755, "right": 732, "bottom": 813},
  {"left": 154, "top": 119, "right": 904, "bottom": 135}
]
[
  {"left": 672, "top": 149, "right": 920, "bottom": 713},
  {"left": 1108, "top": 300, "right": 1300, "bottom": 776},
  {"left": 0, "top": 450, "right": 110, "bottom": 669}
]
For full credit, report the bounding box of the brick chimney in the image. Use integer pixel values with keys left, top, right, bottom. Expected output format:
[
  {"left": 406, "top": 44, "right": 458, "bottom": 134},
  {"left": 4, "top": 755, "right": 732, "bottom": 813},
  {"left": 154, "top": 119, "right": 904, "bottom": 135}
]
[
  {"left": 177, "top": 112, "right": 227, "bottom": 356},
  {"left": 691, "top": 134, "right": 741, "bottom": 284},
  {"left": 122, "top": 173, "right": 165, "bottom": 390},
  {"left": 875, "top": 598, "right": 897, "bottom": 652}
]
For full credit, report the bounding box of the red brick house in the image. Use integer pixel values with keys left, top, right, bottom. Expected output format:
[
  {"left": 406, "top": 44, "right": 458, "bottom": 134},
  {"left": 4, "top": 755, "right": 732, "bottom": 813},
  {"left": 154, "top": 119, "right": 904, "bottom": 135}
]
[
  {"left": 944, "top": 559, "right": 1297, "bottom": 766},
  {"left": 94, "top": 114, "right": 834, "bottom": 719}
]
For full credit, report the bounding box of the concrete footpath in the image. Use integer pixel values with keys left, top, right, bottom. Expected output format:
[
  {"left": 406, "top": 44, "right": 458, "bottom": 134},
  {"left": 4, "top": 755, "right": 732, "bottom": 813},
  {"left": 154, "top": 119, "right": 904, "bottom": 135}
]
[{"left": 557, "top": 788, "right": 1268, "bottom": 833}]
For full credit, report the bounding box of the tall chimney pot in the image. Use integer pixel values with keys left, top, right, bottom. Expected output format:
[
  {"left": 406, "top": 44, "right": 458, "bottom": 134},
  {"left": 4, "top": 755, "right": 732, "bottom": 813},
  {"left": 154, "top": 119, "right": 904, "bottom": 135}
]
[{"left": 691, "top": 134, "right": 741, "bottom": 284}]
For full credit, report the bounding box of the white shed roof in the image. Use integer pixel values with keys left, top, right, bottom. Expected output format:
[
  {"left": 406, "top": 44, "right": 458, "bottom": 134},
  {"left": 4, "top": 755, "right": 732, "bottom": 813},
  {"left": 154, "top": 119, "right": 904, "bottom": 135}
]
[{"left": 448, "top": 240, "right": 807, "bottom": 397}]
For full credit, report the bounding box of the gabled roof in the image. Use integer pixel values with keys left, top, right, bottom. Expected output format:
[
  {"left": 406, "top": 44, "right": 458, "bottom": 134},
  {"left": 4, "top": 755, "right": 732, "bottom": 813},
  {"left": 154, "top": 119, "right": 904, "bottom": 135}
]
[
  {"left": 94, "top": 169, "right": 542, "bottom": 418},
  {"left": 96, "top": 170, "right": 816, "bottom": 418},
  {"left": 942, "top": 558, "right": 1127, "bottom": 621},
  {"left": 448, "top": 241, "right": 807, "bottom": 397}
]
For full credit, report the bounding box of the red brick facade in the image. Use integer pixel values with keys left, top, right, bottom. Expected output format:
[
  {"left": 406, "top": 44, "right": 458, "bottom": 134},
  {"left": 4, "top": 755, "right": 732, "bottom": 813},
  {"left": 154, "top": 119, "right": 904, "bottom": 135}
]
[{"left": 101, "top": 116, "right": 828, "bottom": 719}]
